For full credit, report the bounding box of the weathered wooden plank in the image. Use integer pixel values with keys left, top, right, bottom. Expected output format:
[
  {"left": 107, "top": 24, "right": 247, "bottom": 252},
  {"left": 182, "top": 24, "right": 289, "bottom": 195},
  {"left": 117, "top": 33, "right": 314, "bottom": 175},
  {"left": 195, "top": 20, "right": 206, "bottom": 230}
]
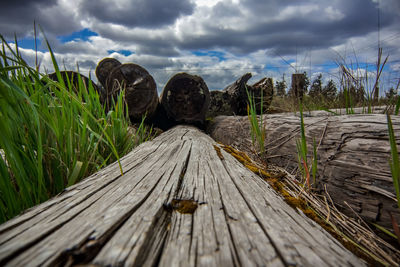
[
  {"left": 0, "top": 126, "right": 364, "bottom": 266},
  {"left": 207, "top": 113, "right": 400, "bottom": 232}
]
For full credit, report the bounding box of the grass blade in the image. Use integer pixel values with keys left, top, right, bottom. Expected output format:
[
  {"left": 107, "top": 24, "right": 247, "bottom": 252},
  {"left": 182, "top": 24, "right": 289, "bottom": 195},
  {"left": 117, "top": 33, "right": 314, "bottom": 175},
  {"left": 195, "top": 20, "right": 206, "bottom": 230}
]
[{"left": 387, "top": 113, "right": 400, "bottom": 209}]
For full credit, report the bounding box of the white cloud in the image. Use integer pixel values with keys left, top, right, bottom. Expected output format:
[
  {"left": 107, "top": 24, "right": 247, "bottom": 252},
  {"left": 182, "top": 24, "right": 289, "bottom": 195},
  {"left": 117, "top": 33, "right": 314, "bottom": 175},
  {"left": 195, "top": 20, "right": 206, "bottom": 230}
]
[{"left": 324, "top": 6, "right": 345, "bottom": 21}]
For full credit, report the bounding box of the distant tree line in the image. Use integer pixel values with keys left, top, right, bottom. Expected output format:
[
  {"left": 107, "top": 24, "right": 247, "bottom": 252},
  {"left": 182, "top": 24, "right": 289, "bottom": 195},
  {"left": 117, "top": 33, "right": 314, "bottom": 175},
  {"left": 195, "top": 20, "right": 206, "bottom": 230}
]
[{"left": 274, "top": 72, "right": 399, "bottom": 107}]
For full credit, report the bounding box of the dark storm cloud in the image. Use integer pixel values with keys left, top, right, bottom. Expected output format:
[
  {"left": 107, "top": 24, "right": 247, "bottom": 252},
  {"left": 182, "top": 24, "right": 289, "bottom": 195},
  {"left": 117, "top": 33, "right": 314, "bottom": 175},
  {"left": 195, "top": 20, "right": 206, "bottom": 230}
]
[
  {"left": 176, "top": 0, "right": 399, "bottom": 56},
  {"left": 0, "top": 0, "right": 81, "bottom": 38},
  {"left": 80, "top": 0, "right": 195, "bottom": 28}
]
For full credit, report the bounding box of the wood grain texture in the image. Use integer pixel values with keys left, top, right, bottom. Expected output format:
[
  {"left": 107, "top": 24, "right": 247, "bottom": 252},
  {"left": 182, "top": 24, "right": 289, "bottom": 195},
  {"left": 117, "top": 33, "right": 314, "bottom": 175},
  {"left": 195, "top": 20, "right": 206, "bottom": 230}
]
[
  {"left": 0, "top": 126, "right": 364, "bottom": 266},
  {"left": 208, "top": 113, "right": 400, "bottom": 231}
]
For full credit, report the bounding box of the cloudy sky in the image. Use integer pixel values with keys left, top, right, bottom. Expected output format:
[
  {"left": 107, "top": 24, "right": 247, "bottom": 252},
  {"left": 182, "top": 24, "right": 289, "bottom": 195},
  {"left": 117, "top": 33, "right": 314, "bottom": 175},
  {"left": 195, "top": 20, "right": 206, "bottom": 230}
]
[{"left": 1, "top": 0, "right": 399, "bottom": 93}]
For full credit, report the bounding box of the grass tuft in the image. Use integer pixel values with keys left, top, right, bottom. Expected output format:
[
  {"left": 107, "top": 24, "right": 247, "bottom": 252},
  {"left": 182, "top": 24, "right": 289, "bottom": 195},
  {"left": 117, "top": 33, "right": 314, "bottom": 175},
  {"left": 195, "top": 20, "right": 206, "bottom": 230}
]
[
  {"left": 246, "top": 86, "right": 266, "bottom": 155},
  {"left": 0, "top": 34, "right": 153, "bottom": 223}
]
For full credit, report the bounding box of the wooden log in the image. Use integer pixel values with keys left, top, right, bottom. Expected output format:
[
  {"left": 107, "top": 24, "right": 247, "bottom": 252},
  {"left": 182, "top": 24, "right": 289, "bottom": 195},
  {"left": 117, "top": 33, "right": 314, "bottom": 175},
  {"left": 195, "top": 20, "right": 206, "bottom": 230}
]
[
  {"left": 207, "top": 113, "right": 400, "bottom": 232},
  {"left": 95, "top": 58, "right": 121, "bottom": 88},
  {"left": 291, "top": 73, "right": 306, "bottom": 100},
  {"left": 159, "top": 72, "right": 210, "bottom": 126},
  {"left": 251, "top": 77, "right": 274, "bottom": 114},
  {"left": 207, "top": 73, "right": 274, "bottom": 117},
  {"left": 47, "top": 71, "right": 102, "bottom": 97},
  {"left": 105, "top": 63, "right": 158, "bottom": 121},
  {"left": 0, "top": 126, "right": 364, "bottom": 266}
]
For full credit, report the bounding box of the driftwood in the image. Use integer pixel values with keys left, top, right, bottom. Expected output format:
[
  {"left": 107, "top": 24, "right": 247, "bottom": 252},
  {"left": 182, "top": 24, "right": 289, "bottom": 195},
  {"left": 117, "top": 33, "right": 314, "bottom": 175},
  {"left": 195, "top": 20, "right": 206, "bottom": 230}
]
[
  {"left": 105, "top": 63, "right": 159, "bottom": 121},
  {"left": 207, "top": 73, "right": 274, "bottom": 118},
  {"left": 159, "top": 72, "right": 210, "bottom": 126},
  {"left": 208, "top": 113, "right": 400, "bottom": 232},
  {"left": 0, "top": 126, "right": 364, "bottom": 266}
]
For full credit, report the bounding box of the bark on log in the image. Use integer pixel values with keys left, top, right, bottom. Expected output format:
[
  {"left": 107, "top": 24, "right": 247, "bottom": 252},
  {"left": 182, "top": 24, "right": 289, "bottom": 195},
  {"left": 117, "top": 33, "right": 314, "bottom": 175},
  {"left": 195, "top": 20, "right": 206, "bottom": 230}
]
[
  {"left": 95, "top": 57, "right": 121, "bottom": 88},
  {"left": 159, "top": 72, "right": 210, "bottom": 126},
  {"left": 207, "top": 113, "right": 400, "bottom": 232},
  {"left": 0, "top": 126, "right": 364, "bottom": 266},
  {"left": 47, "top": 71, "right": 102, "bottom": 98},
  {"left": 105, "top": 63, "right": 159, "bottom": 121},
  {"left": 207, "top": 73, "right": 274, "bottom": 118}
]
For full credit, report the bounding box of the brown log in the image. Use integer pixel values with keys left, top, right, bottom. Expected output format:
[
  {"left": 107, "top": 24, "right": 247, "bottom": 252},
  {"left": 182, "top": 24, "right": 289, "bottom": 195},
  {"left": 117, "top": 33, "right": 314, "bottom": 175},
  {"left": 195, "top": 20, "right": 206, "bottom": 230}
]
[
  {"left": 47, "top": 71, "right": 101, "bottom": 96},
  {"left": 105, "top": 63, "right": 158, "bottom": 121},
  {"left": 207, "top": 73, "right": 274, "bottom": 117},
  {"left": 0, "top": 126, "right": 364, "bottom": 266},
  {"left": 207, "top": 113, "right": 400, "bottom": 233},
  {"left": 160, "top": 72, "right": 210, "bottom": 125},
  {"left": 95, "top": 58, "right": 121, "bottom": 88},
  {"left": 251, "top": 77, "right": 274, "bottom": 113},
  {"left": 291, "top": 73, "right": 306, "bottom": 100}
]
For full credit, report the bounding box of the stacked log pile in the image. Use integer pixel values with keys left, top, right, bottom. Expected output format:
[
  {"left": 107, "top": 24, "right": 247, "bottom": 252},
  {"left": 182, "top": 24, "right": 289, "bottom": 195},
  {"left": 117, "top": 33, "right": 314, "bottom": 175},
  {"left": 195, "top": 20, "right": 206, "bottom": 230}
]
[{"left": 93, "top": 58, "right": 273, "bottom": 129}]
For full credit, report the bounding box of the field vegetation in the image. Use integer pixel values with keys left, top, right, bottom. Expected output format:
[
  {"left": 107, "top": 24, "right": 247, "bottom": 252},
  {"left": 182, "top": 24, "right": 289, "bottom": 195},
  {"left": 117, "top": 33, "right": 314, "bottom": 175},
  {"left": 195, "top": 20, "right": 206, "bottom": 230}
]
[{"left": 0, "top": 35, "right": 154, "bottom": 223}]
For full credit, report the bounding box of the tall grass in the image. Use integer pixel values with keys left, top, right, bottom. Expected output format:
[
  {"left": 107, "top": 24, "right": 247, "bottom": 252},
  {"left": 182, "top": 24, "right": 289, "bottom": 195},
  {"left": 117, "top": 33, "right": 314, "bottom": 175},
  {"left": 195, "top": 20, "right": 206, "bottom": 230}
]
[
  {"left": 387, "top": 114, "right": 400, "bottom": 209},
  {"left": 337, "top": 48, "right": 389, "bottom": 114},
  {"left": 246, "top": 86, "right": 266, "bottom": 155},
  {"left": 0, "top": 35, "right": 153, "bottom": 223},
  {"left": 295, "top": 102, "right": 318, "bottom": 189}
]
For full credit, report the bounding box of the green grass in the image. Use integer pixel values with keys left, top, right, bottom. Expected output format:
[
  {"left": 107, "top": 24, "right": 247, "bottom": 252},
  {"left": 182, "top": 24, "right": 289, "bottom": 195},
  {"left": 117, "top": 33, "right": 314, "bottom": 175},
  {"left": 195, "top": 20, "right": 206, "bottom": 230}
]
[
  {"left": 246, "top": 86, "right": 265, "bottom": 155},
  {"left": 295, "top": 102, "right": 318, "bottom": 189},
  {"left": 0, "top": 34, "right": 153, "bottom": 223},
  {"left": 387, "top": 113, "right": 400, "bottom": 209}
]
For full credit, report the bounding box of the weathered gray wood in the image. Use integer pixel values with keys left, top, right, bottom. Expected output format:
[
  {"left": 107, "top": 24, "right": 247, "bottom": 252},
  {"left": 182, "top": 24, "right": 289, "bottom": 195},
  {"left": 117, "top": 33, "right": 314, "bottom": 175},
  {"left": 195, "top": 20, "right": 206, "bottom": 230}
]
[
  {"left": 208, "top": 113, "right": 400, "bottom": 232},
  {"left": 0, "top": 126, "right": 364, "bottom": 266}
]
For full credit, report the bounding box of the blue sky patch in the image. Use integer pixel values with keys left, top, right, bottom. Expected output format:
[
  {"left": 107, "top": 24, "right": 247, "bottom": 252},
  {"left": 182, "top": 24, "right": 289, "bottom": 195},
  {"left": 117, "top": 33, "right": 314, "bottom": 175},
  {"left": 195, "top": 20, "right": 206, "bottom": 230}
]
[
  {"left": 58, "top": 28, "right": 99, "bottom": 42},
  {"left": 11, "top": 38, "right": 45, "bottom": 52},
  {"left": 192, "top": 50, "right": 226, "bottom": 61},
  {"left": 107, "top": 50, "right": 134, "bottom": 56}
]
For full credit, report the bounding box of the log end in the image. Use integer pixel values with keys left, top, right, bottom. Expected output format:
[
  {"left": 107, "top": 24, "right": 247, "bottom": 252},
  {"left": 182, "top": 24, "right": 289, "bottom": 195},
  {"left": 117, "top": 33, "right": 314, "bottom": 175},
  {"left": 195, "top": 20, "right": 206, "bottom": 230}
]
[
  {"left": 160, "top": 72, "right": 210, "bottom": 125},
  {"left": 105, "top": 63, "right": 159, "bottom": 121},
  {"left": 95, "top": 58, "right": 121, "bottom": 87}
]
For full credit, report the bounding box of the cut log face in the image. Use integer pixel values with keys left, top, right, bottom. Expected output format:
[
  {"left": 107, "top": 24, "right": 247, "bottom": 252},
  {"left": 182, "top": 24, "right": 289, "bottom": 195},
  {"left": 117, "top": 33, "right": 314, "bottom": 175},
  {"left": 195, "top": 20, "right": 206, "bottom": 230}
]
[
  {"left": 208, "top": 113, "right": 400, "bottom": 233},
  {"left": 105, "top": 63, "right": 158, "bottom": 120},
  {"left": 160, "top": 72, "right": 210, "bottom": 124},
  {"left": 95, "top": 58, "right": 121, "bottom": 87},
  {"left": 0, "top": 126, "right": 364, "bottom": 266}
]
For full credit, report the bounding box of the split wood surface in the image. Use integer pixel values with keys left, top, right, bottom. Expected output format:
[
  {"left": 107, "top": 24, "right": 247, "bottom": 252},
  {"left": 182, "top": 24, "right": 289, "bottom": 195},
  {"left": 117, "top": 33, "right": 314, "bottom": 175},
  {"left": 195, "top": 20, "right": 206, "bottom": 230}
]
[
  {"left": 208, "top": 113, "right": 400, "bottom": 231},
  {"left": 0, "top": 126, "right": 364, "bottom": 266}
]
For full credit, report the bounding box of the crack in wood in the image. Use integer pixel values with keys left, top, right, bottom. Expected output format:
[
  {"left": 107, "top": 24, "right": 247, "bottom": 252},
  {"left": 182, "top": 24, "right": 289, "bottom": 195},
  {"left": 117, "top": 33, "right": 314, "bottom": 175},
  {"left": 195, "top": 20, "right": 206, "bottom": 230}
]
[
  {"left": 217, "top": 154, "right": 291, "bottom": 267},
  {"left": 49, "top": 169, "right": 171, "bottom": 266}
]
